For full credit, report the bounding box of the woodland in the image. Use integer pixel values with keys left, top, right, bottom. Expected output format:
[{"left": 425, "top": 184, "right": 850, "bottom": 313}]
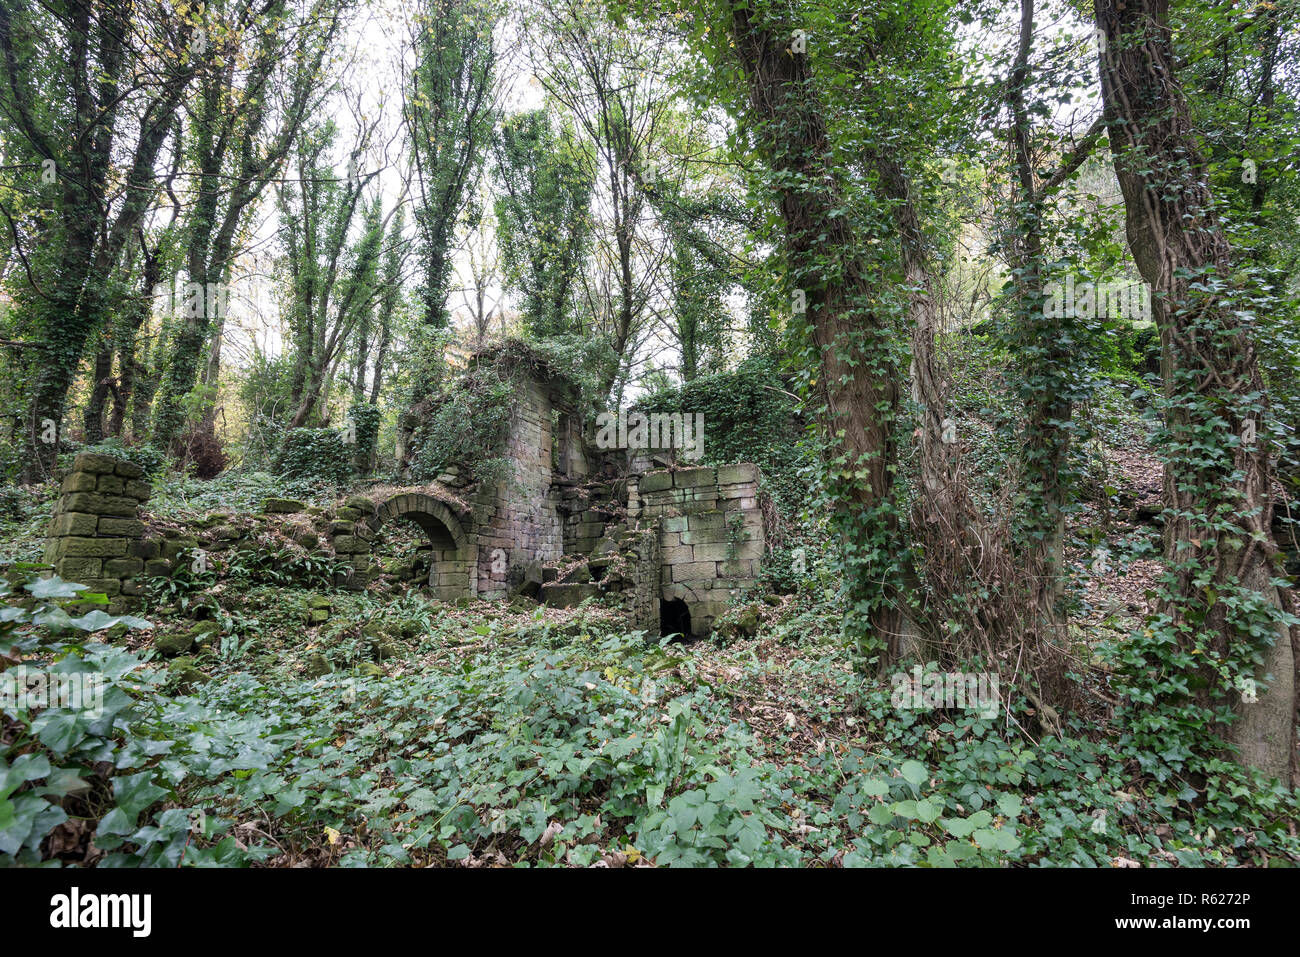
[{"left": 0, "top": 0, "right": 1298, "bottom": 870}]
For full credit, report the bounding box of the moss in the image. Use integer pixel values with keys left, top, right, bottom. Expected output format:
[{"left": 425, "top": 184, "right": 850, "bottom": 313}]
[{"left": 155, "top": 621, "right": 217, "bottom": 657}]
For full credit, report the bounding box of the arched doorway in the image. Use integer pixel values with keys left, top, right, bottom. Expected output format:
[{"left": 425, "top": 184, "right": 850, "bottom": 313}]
[
  {"left": 373, "top": 493, "right": 471, "bottom": 600},
  {"left": 660, "top": 597, "right": 692, "bottom": 640}
]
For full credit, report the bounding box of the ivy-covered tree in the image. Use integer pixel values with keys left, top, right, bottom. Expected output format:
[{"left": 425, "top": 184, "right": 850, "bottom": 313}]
[{"left": 492, "top": 108, "right": 594, "bottom": 339}]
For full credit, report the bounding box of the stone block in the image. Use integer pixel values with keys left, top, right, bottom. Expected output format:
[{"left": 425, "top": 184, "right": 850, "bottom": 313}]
[
  {"left": 263, "top": 497, "right": 305, "bottom": 513},
  {"left": 671, "top": 562, "right": 716, "bottom": 582},
  {"left": 114, "top": 460, "right": 144, "bottom": 479},
  {"left": 639, "top": 471, "right": 672, "bottom": 493},
  {"left": 332, "top": 534, "right": 366, "bottom": 553},
  {"left": 60, "top": 472, "right": 98, "bottom": 493},
  {"left": 161, "top": 538, "right": 199, "bottom": 562},
  {"left": 60, "top": 537, "right": 128, "bottom": 558},
  {"left": 80, "top": 578, "right": 122, "bottom": 597},
  {"left": 717, "top": 560, "right": 754, "bottom": 578},
  {"left": 662, "top": 545, "right": 695, "bottom": 564},
  {"left": 62, "top": 492, "right": 138, "bottom": 518},
  {"left": 97, "top": 474, "right": 125, "bottom": 494},
  {"left": 72, "top": 452, "right": 120, "bottom": 474},
  {"left": 673, "top": 468, "right": 715, "bottom": 488},
  {"left": 56, "top": 557, "right": 102, "bottom": 579},
  {"left": 541, "top": 582, "right": 600, "bottom": 607},
  {"left": 693, "top": 543, "right": 739, "bottom": 562},
  {"left": 48, "top": 512, "right": 99, "bottom": 537},
  {"left": 128, "top": 539, "right": 160, "bottom": 560},
  {"left": 104, "top": 557, "right": 144, "bottom": 576},
  {"left": 344, "top": 495, "right": 376, "bottom": 515},
  {"left": 716, "top": 464, "right": 759, "bottom": 485},
  {"left": 123, "top": 480, "right": 151, "bottom": 502},
  {"left": 97, "top": 517, "right": 145, "bottom": 537},
  {"left": 680, "top": 529, "right": 727, "bottom": 546}
]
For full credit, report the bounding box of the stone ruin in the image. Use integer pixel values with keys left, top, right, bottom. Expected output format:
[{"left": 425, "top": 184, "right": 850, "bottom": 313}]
[{"left": 42, "top": 348, "right": 768, "bottom": 637}]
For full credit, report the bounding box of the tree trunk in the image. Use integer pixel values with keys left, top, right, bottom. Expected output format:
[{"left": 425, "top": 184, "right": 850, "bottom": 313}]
[
  {"left": 728, "top": 3, "right": 908, "bottom": 662},
  {"left": 1097, "top": 0, "right": 1297, "bottom": 782},
  {"left": 82, "top": 342, "right": 113, "bottom": 444}
]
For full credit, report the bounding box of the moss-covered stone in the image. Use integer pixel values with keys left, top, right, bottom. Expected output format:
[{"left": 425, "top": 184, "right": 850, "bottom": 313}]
[
  {"left": 161, "top": 538, "right": 199, "bottom": 562},
  {"left": 305, "top": 653, "right": 332, "bottom": 677},
  {"left": 97, "top": 517, "right": 145, "bottom": 537},
  {"left": 155, "top": 631, "right": 194, "bottom": 657},
  {"left": 123, "top": 480, "right": 151, "bottom": 502},
  {"left": 61, "top": 492, "right": 138, "bottom": 518},
  {"left": 60, "top": 471, "right": 98, "bottom": 493},
  {"left": 263, "top": 497, "right": 305, "bottom": 514},
  {"left": 639, "top": 471, "right": 671, "bottom": 493},
  {"left": 129, "top": 539, "right": 161, "bottom": 560},
  {"left": 103, "top": 557, "right": 144, "bottom": 576},
  {"left": 344, "top": 496, "right": 376, "bottom": 515},
  {"left": 72, "top": 452, "right": 120, "bottom": 474},
  {"left": 155, "top": 621, "right": 218, "bottom": 658},
  {"left": 60, "top": 537, "right": 127, "bottom": 558},
  {"left": 331, "top": 534, "right": 365, "bottom": 553},
  {"left": 169, "top": 657, "right": 210, "bottom": 692}
]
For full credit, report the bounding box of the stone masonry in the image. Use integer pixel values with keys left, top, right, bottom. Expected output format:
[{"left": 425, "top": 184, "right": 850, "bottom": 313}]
[
  {"left": 41, "top": 352, "right": 770, "bottom": 637},
  {"left": 633, "top": 463, "right": 764, "bottom": 636},
  {"left": 42, "top": 452, "right": 151, "bottom": 611}
]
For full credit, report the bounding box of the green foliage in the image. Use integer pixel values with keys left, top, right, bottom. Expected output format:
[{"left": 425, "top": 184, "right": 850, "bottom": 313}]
[
  {"left": 0, "top": 576, "right": 227, "bottom": 866},
  {"left": 636, "top": 357, "right": 810, "bottom": 516},
  {"left": 493, "top": 109, "right": 595, "bottom": 337},
  {"left": 273, "top": 428, "right": 356, "bottom": 487},
  {"left": 409, "top": 0, "right": 501, "bottom": 331},
  {"left": 347, "top": 403, "right": 383, "bottom": 473},
  {"left": 62, "top": 438, "right": 167, "bottom": 480},
  {"left": 408, "top": 364, "right": 515, "bottom": 487}
]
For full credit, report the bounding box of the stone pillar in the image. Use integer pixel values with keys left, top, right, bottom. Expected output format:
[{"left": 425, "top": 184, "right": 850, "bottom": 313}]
[{"left": 42, "top": 453, "right": 150, "bottom": 610}]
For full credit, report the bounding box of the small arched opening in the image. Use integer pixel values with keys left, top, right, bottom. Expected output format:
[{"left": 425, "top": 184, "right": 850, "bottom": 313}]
[
  {"left": 660, "top": 597, "right": 692, "bottom": 641},
  {"left": 374, "top": 493, "right": 470, "bottom": 600}
]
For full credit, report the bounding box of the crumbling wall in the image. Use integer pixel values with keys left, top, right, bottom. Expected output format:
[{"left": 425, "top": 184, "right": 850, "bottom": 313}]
[
  {"left": 472, "top": 376, "right": 566, "bottom": 599},
  {"left": 42, "top": 453, "right": 151, "bottom": 611},
  {"left": 632, "top": 464, "right": 765, "bottom": 636}
]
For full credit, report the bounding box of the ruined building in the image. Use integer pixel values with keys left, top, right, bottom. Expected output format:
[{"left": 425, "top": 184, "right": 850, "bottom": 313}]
[{"left": 44, "top": 344, "right": 767, "bottom": 638}]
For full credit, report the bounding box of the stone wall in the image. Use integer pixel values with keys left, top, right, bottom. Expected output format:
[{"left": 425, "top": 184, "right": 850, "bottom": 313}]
[
  {"left": 42, "top": 453, "right": 150, "bottom": 611},
  {"left": 632, "top": 463, "right": 765, "bottom": 636},
  {"left": 559, "top": 480, "right": 623, "bottom": 555},
  {"left": 472, "top": 377, "right": 567, "bottom": 600}
]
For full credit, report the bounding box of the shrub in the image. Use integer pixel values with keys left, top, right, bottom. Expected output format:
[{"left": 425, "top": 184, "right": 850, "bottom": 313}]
[
  {"left": 273, "top": 428, "right": 355, "bottom": 486},
  {"left": 64, "top": 438, "right": 167, "bottom": 479}
]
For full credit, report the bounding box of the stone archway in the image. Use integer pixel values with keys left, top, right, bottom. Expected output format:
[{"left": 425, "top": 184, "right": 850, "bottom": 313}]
[{"left": 372, "top": 493, "right": 473, "bottom": 600}]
